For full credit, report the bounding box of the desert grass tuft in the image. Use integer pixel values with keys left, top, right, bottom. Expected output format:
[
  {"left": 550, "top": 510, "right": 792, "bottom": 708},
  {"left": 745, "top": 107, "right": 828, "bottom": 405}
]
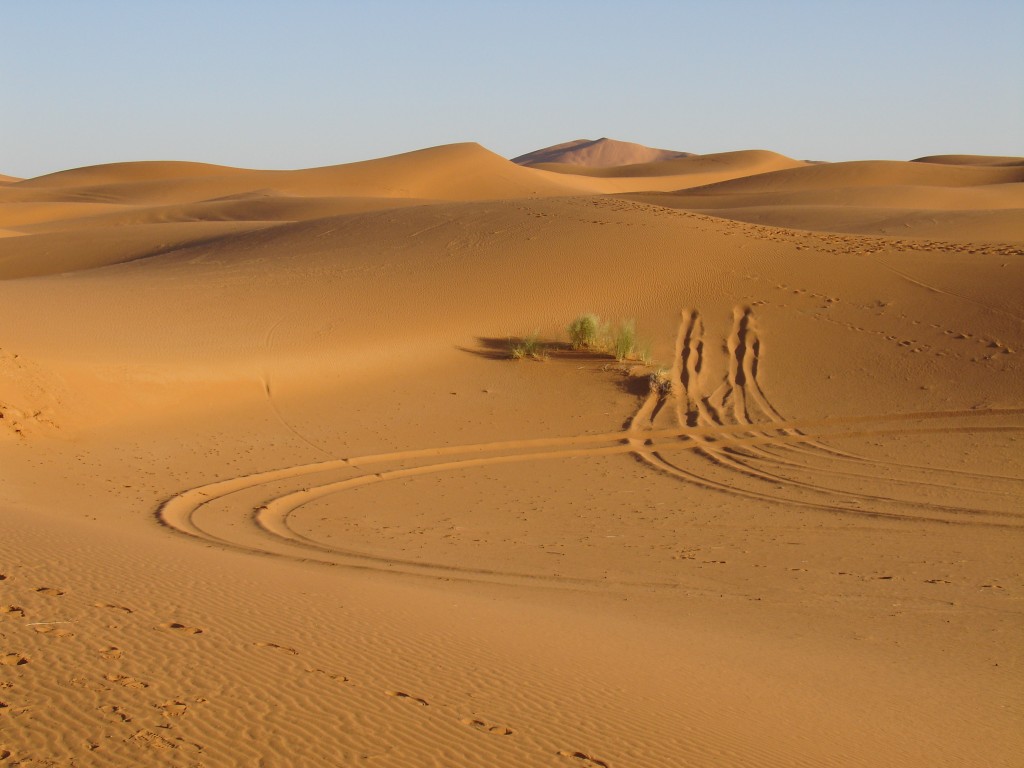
[
  {"left": 611, "top": 319, "right": 637, "bottom": 361},
  {"left": 509, "top": 331, "right": 547, "bottom": 361},
  {"left": 567, "top": 313, "right": 603, "bottom": 350}
]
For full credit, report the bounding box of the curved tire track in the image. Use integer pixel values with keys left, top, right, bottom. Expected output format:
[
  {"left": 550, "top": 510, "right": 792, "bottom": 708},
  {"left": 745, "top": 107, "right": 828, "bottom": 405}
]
[{"left": 156, "top": 308, "right": 1024, "bottom": 585}]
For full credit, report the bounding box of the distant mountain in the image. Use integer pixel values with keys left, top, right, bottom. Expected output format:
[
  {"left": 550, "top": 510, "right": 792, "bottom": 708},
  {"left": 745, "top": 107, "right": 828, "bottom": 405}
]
[{"left": 512, "top": 138, "right": 691, "bottom": 168}]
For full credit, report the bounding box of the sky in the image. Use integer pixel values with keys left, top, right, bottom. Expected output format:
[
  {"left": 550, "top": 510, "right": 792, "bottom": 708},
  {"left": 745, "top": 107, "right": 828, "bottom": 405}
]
[{"left": 3, "top": 0, "right": 1022, "bottom": 177}]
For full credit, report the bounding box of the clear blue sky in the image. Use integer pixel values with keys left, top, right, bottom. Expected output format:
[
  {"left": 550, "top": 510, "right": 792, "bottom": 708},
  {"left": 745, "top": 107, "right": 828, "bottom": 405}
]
[{"left": 3, "top": 0, "right": 1022, "bottom": 177}]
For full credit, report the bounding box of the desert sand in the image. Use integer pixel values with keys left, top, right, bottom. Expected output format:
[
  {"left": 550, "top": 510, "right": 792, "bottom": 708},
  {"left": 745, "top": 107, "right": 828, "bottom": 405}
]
[{"left": 0, "top": 140, "right": 1022, "bottom": 767}]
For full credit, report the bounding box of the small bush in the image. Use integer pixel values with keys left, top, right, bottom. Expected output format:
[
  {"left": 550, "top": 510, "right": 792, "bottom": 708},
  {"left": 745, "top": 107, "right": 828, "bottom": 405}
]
[
  {"left": 510, "top": 331, "right": 546, "bottom": 360},
  {"left": 567, "top": 313, "right": 603, "bottom": 349},
  {"left": 649, "top": 367, "right": 673, "bottom": 394}
]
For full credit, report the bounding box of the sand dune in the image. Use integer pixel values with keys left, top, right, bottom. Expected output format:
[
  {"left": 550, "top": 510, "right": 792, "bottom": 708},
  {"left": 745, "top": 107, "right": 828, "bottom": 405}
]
[
  {"left": 914, "top": 154, "right": 1024, "bottom": 167},
  {"left": 631, "top": 204, "right": 1024, "bottom": 242},
  {"left": 513, "top": 137, "right": 691, "bottom": 167},
  {"left": 3, "top": 144, "right": 594, "bottom": 210},
  {"left": 13, "top": 160, "right": 252, "bottom": 190},
  {"left": 516, "top": 149, "right": 808, "bottom": 194},
  {"left": 671, "top": 157, "right": 1024, "bottom": 194},
  {"left": 0, "top": 143, "right": 1022, "bottom": 767},
  {"left": 620, "top": 156, "right": 1024, "bottom": 240},
  {"left": 527, "top": 148, "right": 801, "bottom": 178}
]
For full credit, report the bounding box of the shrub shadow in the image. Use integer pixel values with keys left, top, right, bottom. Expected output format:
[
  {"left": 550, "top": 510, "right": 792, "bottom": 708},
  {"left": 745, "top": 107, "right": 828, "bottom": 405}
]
[{"left": 459, "top": 337, "right": 614, "bottom": 362}]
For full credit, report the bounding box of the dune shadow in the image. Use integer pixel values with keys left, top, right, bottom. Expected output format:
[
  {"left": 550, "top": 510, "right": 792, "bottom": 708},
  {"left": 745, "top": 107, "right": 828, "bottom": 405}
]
[
  {"left": 615, "top": 372, "right": 653, "bottom": 398},
  {"left": 459, "top": 337, "right": 614, "bottom": 362}
]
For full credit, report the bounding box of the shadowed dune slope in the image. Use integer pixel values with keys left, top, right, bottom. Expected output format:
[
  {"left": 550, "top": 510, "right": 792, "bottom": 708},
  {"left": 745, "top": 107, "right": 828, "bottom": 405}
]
[
  {"left": 914, "top": 154, "right": 1024, "bottom": 167},
  {"left": 0, "top": 221, "right": 274, "bottom": 279},
  {"left": 512, "top": 137, "right": 691, "bottom": 167},
  {"left": 672, "top": 158, "right": 1024, "bottom": 195},
  {"left": 520, "top": 150, "right": 808, "bottom": 193},
  {"left": 7, "top": 196, "right": 436, "bottom": 238},
  {"left": 529, "top": 149, "right": 804, "bottom": 178}
]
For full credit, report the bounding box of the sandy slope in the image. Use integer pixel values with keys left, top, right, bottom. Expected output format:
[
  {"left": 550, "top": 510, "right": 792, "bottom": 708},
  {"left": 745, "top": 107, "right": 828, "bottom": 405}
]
[
  {"left": 0, "top": 144, "right": 1022, "bottom": 767},
  {"left": 625, "top": 158, "right": 1024, "bottom": 240},
  {"left": 523, "top": 149, "right": 808, "bottom": 193},
  {"left": 914, "top": 154, "right": 1024, "bottom": 167}
]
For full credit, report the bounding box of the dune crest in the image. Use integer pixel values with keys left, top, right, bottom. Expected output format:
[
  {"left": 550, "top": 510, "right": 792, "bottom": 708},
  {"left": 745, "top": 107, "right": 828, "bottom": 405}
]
[{"left": 2, "top": 143, "right": 596, "bottom": 209}]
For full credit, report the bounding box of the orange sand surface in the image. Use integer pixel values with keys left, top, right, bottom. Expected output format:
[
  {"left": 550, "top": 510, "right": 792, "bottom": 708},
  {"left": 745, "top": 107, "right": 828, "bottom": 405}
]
[{"left": 1, "top": 142, "right": 1022, "bottom": 767}]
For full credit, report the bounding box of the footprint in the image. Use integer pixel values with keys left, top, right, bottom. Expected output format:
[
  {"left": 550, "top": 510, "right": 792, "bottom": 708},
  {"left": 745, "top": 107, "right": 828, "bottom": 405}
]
[
  {"left": 100, "top": 646, "right": 123, "bottom": 660},
  {"left": 254, "top": 642, "right": 298, "bottom": 655},
  {"left": 99, "top": 704, "right": 131, "bottom": 723},
  {"left": 385, "top": 690, "right": 428, "bottom": 706},
  {"left": 157, "top": 699, "right": 189, "bottom": 718},
  {"left": 461, "top": 717, "right": 514, "bottom": 735},
  {"left": 95, "top": 602, "right": 133, "bottom": 614},
  {"left": 159, "top": 622, "right": 203, "bottom": 635},
  {"left": 105, "top": 673, "right": 148, "bottom": 689},
  {"left": 0, "top": 606, "right": 25, "bottom": 618},
  {"left": 304, "top": 667, "right": 350, "bottom": 684},
  {"left": 128, "top": 729, "right": 177, "bottom": 750},
  {"left": 34, "top": 587, "right": 65, "bottom": 597},
  {"left": 0, "top": 654, "right": 27, "bottom": 667},
  {"left": 33, "top": 625, "right": 74, "bottom": 638},
  {"left": 557, "top": 751, "right": 610, "bottom": 767},
  {"left": 66, "top": 676, "right": 107, "bottom": 692},
  {"left": 0, "top": 701, "right": 26, "bottom": 719}
]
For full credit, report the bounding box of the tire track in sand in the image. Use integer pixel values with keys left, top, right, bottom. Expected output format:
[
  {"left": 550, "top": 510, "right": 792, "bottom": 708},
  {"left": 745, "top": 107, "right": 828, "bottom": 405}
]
[{"left": 156, "top": 310, "right": 1024, "bottom": 586}]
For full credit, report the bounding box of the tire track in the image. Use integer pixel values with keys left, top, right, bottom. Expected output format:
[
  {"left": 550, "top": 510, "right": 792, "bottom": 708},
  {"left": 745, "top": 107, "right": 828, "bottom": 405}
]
[
  {"left": 154, "top": 308, "right": 1024, "bottom": 585},
  {"left": 649, "top": 307, "right": 1016, "bottom": 517}
]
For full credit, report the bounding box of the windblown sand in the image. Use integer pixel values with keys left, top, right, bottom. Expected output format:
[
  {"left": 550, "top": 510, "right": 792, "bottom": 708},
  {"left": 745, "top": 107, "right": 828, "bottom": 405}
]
[{"left": 1, "top": 143, "right": 1022, "bottom": 767}]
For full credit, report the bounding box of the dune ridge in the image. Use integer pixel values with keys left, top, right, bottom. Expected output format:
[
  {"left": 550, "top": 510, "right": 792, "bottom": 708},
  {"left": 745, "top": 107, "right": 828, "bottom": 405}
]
[{"left": 1, "top": 143, "right": 597, "bottom": 210}]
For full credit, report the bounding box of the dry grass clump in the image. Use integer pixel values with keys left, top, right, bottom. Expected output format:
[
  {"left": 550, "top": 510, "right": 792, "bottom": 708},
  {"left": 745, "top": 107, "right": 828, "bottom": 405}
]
[
  {"left": 567, "top": 313, "right": 604, "bottom": 350},
  {"left": 610, "top": 319, "right": 636, "bottom": 361},
  {"left": 649, "top": 367, "right": 673, "bottom": 394},
  {"left": 509, "top": 331, "right": 547, "bottom": 360},
  {"left": 511, "top": 315, "right": 653, "bottom": 364}
]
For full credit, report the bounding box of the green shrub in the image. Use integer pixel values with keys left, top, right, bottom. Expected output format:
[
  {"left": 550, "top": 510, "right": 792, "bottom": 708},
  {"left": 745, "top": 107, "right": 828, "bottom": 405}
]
[{"left": 567, "top": 313, "right": 603, "bottom": 349}]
